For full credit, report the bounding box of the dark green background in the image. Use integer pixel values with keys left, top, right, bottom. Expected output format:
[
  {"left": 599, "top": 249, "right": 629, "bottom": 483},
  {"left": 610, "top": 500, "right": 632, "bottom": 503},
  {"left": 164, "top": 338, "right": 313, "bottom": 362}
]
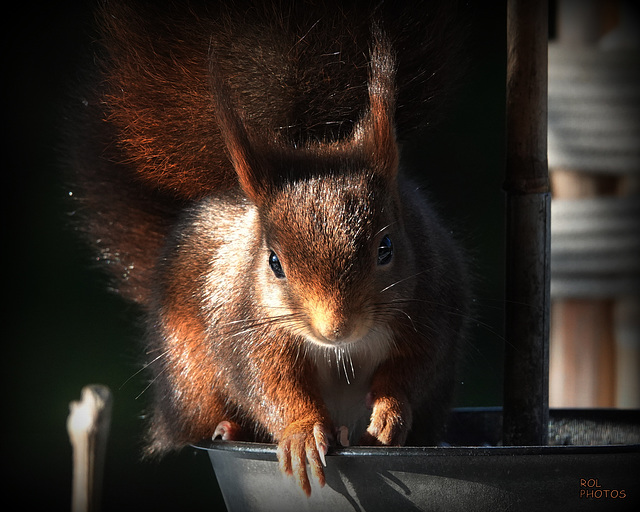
[{"left": 4, "top": 1, "right": 506, "bottom": 510}]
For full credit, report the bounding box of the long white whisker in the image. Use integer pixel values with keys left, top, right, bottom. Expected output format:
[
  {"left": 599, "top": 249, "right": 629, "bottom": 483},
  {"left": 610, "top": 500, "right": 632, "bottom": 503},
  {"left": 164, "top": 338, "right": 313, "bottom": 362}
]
[
  {"left": 340, "top": 352, "right": 351, "bottom": 385},
  {"left": 219, "top": 312, "right": 307, "bottom": 338},
  {"left": 135, "top": 367, "right": 169, "bottom": 400},
  {"left": 373, "top": 223, "right": 392, "bottom": 238},
  {"left": 379, "top": 269, "right": 429, "bottom": 293},
  {"left": 392, "top": 308, "right": 419, "bottom": 333},
  {"left": 131, "top": 354, "right": 173, "bottom": 401},
  {"left": 387, "top": 297, "right": 508, "bottom": 345},
  {"left": 120, "top": 349, "right": 170, "bottom": 390}
]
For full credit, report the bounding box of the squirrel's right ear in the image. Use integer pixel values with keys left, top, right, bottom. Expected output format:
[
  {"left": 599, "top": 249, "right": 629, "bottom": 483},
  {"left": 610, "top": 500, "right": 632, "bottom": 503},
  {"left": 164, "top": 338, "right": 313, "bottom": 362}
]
[
  {"left": 351, "top": 26, "right": 399, "bottom": 180},
  {"left": 210, "top": 63, "right": 270, "bottom": 204}
]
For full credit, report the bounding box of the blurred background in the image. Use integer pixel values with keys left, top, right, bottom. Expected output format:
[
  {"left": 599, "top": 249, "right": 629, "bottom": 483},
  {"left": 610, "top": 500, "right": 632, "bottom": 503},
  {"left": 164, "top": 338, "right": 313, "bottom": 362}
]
[
  {"left": 8, "top": 1, "right": 635, "bottom": 511},
  {"left": 547, "top": 0, "right": 640, "bottom": 410}
]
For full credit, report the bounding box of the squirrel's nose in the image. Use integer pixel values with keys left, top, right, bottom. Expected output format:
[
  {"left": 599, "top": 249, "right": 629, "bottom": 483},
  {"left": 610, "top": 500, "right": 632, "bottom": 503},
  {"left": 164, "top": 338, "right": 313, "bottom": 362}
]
[
  {"left": 316, "top": 320, "right": 352, "bottom": 343},
  {"left": 308, "top": 301, "right": 365, "bottom": 345}
]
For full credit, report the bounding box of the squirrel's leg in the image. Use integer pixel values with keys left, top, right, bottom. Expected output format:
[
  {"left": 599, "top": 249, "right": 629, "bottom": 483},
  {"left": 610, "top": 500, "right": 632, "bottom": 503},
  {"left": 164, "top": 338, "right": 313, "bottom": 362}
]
[
  {"left": 254, "top": 357, "right": 333, "bottom": 496},
  {"left": 360, "top": 362, "right": 414, "bottom": 446}
]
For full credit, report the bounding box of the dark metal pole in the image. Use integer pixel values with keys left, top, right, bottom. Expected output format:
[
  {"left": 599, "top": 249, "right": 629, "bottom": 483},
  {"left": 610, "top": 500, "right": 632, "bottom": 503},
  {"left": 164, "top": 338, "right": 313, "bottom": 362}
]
[{"left": 502, "top": 0, "right": 550, "bottom": 446}]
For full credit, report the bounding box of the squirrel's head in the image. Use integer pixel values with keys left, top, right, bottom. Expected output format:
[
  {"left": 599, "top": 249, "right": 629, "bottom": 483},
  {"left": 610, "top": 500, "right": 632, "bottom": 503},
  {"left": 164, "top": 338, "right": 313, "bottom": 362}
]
[
  {"left": 213, "top": 28, "right": 411, "bottom": 352},
  {"left": 258, "top": 169, "right": 406, "bottom": 350}
]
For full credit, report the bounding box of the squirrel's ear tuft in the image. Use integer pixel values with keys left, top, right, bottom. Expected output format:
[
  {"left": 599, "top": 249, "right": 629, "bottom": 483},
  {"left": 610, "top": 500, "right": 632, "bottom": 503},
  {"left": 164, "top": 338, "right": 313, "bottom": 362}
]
[
  {"left": 351, "top": 26, "right": 399, "bottom": 180},
  {"left": 210, "top": 61, "right": 271, "bottom": 204}
]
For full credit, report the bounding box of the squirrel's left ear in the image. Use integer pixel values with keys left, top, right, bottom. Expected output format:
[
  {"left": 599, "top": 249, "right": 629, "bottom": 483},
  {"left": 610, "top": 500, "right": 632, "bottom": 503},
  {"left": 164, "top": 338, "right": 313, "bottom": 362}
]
[
  {"left": 210, "top": 60, "right": 272, "bottom": 205},
  {"left": 351, "top": 26, "right": 399, "bottom": 180}
]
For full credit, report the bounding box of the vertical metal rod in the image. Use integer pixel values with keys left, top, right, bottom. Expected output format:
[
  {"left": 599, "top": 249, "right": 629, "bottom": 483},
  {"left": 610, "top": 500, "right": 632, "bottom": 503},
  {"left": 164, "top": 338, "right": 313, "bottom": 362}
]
[{"left": 502, "top": 0, "right": 550, "bottom": 446}]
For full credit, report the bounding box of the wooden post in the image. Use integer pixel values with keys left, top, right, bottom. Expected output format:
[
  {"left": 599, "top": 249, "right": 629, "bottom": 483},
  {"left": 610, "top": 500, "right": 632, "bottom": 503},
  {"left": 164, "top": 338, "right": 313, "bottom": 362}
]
[
  {"left": 502, "top": 0, "right": 550, "bottom": 447},
  {"left": 67, "top": 385, "right": 113, "bottom": 512}
]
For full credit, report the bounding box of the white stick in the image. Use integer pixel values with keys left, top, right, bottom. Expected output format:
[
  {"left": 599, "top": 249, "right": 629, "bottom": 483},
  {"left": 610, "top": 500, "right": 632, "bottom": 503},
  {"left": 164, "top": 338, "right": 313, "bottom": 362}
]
[{"left": 67, "top": 385, "right": 113, "bottom": 512}]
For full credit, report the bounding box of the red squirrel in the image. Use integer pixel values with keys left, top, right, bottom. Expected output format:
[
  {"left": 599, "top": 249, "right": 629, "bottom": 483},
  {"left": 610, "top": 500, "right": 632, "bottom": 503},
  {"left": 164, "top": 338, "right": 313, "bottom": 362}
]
[{"left": 67, "top": 0, "right": 470, "bottom": 496}]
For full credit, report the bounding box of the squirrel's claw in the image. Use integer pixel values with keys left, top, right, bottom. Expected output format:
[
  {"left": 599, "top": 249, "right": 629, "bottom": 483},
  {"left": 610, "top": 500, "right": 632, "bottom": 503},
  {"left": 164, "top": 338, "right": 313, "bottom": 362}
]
[
  {"left": 313, "top": 423, "right": 329, "bottom": 467},
  {"left": 277, "top": 420, "right": 331, "bottom": 497}
]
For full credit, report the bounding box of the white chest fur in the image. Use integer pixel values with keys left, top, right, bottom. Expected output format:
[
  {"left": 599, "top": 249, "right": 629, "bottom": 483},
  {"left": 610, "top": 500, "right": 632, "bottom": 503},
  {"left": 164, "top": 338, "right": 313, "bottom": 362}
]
[
  {"left": 311, "top": 330, "right": 391, "bottom": 444},
  {"left": 316, "top": 361, "right": 372, "bottom": 443}
]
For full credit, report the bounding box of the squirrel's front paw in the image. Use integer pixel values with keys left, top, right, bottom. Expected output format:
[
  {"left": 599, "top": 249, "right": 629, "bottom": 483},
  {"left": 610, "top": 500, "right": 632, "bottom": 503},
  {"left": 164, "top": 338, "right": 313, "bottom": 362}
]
[
  {"left": 212, "top": 420, "right": 243, "bottom": 441},
  {"left": 360, "top": 393, "right": 412, "bottom": 446},
  {"left": 277, "top": 420, "right": 331, "bottom": 497}
]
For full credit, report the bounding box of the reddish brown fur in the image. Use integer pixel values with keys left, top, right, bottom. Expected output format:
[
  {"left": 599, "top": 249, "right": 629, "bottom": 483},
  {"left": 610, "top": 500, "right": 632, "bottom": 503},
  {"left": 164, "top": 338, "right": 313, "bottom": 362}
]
[{"left": 67, "top": 0, "right": 470, "bottom": 497}]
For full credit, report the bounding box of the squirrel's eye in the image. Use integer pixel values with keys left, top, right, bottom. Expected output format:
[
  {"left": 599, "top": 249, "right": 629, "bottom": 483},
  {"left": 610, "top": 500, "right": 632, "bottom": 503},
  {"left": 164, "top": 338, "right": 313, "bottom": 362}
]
[
  {"left": 377, "top": 235, "right": 393, "bottom": 266},
  {"left": 269, "top": 251, "right": 286, "bottom": 279}
]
